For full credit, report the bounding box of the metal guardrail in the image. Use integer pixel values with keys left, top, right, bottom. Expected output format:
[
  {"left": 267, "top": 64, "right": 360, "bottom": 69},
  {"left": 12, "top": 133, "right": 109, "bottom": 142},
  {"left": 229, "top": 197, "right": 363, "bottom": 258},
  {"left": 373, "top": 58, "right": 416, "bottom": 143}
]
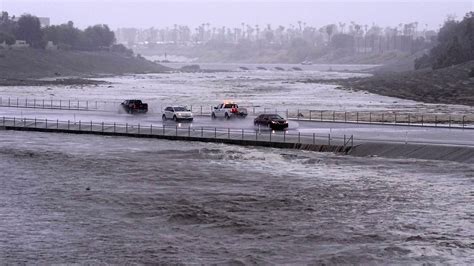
[
  {"left": 1, "top": 97, "right": 472, "bottom": 128},
  {"left": 1, "top": 116, "right": 354, "bottom": 150}
]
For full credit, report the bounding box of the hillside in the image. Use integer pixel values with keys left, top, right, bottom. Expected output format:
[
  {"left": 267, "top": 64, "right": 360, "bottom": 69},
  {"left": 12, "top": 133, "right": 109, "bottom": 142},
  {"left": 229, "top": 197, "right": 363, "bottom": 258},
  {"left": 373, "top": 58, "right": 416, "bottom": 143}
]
[
  {"left": 0, "top": 49, "right": 170, "bottom": 80},
  {"left": 335, "top": 61, "right": 474, "bottom": 106}
]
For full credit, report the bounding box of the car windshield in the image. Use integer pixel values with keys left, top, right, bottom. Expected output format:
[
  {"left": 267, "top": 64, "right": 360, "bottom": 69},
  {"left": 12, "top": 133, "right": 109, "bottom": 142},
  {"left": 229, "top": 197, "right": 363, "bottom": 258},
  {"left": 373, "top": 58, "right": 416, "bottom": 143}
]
[
  {"left": 174, "top": 107, "right": 187, "bottom": 111},
  {"left": 269, "top": 115, "right": 283, "bottom": 119},
  {"left": 224, "top": 104, "right": 237, "bottom": 108}
]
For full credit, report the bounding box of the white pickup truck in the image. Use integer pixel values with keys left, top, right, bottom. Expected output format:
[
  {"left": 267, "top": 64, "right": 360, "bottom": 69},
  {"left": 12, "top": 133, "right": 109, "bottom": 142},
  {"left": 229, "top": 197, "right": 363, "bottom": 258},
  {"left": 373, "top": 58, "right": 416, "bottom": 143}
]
[{"left": 211, "top": 102, "right": 248, "bottom": 119}]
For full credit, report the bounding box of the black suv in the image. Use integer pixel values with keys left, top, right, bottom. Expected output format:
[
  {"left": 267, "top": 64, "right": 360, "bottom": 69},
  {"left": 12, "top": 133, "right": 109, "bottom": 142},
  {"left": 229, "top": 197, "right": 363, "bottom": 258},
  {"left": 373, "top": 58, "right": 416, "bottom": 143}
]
[
  {"left": 254, "top": 114, "right": 288, "bottom": 130},
  {"left": 121, "top": 100, "right": 148, "bottom": 114}
]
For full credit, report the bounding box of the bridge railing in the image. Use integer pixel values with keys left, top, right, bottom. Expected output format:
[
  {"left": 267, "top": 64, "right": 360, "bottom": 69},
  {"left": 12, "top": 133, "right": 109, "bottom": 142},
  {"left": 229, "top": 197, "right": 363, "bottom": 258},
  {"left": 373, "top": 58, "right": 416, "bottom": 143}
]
[
  {"left": 0, "top": 116, "right": 353, "bottom": 149},
  {"left": 1, "top": 97, "right": 472, "bottom": 128}
]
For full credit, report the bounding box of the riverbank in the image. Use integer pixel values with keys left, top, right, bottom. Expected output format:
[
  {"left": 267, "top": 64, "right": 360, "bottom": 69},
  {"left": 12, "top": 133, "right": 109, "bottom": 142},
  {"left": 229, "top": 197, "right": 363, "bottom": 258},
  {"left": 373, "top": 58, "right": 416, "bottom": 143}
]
[
  {"left": 303, "top": 60, "right": 474, "bottom": 106},
  {"left": 0, "top": 49, "right": 170, "bottom": 85}
]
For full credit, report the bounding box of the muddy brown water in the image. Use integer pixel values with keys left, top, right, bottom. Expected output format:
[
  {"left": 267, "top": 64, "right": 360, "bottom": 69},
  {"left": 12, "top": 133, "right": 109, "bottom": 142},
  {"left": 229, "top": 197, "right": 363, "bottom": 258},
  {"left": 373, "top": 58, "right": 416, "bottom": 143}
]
[{"left": 0, "top": 131, "right": 472, "bottom": 264}]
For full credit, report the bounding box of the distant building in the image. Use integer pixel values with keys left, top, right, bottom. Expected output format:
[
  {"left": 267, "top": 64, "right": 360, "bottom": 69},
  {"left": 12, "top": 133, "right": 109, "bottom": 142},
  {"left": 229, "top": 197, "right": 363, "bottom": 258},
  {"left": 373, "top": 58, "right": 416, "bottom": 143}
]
[{"left": 38, "top": 17, "right": 50, "bottom": 27}]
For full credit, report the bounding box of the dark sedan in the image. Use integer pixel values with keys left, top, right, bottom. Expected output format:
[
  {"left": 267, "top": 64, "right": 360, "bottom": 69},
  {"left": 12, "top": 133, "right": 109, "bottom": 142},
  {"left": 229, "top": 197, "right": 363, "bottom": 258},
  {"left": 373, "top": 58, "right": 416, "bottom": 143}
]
[{"left": 254, "top": 114, "right": 289, "bottom": 130}]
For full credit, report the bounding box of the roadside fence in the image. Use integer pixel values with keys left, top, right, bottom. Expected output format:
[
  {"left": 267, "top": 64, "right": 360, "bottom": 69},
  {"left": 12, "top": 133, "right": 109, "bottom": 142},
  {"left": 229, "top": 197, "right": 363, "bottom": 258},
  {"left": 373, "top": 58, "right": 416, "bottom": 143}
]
[
  {"left": 1, "top": 116, "right": 355, "bottom": 151},
  {"left": 1, "top": 97, "right": 472, "bottom": 128}
]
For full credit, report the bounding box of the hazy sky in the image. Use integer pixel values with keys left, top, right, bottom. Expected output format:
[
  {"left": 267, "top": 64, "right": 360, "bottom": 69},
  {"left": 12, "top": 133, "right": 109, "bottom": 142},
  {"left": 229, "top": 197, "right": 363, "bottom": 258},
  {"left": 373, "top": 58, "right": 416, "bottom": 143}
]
[{"left": 1, "top": 0, "right": 472, "bottom": 30}]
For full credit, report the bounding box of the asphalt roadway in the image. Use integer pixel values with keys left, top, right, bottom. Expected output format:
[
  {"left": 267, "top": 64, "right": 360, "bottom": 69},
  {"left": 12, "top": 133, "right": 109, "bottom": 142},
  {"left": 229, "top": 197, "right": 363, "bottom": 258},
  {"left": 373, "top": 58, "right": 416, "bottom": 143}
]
[{"left": 1, "top": 107, "right": 473, "bottom": 147}]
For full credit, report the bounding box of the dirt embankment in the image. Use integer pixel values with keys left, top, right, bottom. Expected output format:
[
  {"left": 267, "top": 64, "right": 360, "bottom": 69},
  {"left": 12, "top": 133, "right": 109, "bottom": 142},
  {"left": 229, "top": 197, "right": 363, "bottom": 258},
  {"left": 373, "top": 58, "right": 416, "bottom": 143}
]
[
  {"left": 303, "top": 60, "right": 474, "bottom": 106},
  {"left": 0, "top": 49, "right": 170, "bottom": 85}
]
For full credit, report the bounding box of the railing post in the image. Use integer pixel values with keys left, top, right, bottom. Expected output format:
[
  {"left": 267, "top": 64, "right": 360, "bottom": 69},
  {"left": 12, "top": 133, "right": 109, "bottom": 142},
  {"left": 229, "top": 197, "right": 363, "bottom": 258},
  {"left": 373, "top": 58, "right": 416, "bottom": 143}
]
[
  {"left": 298, "top": 132, "right": 301, "bottom": 143},
  {"left": 188, "top": 126, "right": 191, "bottom": 137},
  {"left": 255, "top": 130, "right": 258, "bottom": 141},
  {"left": 328, "top": 134, "right": 331, "bottom": 146},
  {"left": 26, "top": 98, "right": 28, "bottom": 108},
  {"left": 150, "top": 124, "right": 153, "bottom": 134},
  {"left": 242, "top": 129, "right": 244, "bottom": 140},
  {"left": 138, "top": 123, "right": 140, "bottom": 134},
  {"left": 68, "top": 120, "right": 70, "bottom": 130},
  {"left": 381, "top": 113, "right": 384, "bottom": 124},
  {"left": 42, "top": 99, "right": 44, "bottom": 108},
  {"left": 394, "top": 113, "right": 397, "bottom": 124},
  {"left": 79, "top": 121, "right": 81, "bottom": 130},
  {"left": 333, "top": 111, "right": 335, "bottom": 122},
  {"left": 356, "top": 112, "right": 359, "bottom": 123},
  {"left": 56, "top": 119, "right": 58, "bottom": 129},
  {"left": 435, "top": 115, "right": 437, "bottom": 127},
  {"left": 201, "top": 127, "right": 203, "bottom": 137},
  {"left": 163, "top": 125, "right": 165, "bottom": 135},
  {"left": 462, "top": 115, "right": 465, "bottom": 128},
  {"left": 69, "top": 100, "right": 71, "bottom": 109},
  {"left": 369, "top": 112, "right": 372, "bottom": 123},
  {"left": 126, "top": 123, "right": 128, "bottom": 133},
  {"left": 320, "top": 111, "right": 323, "bottom": 121},
  {"left": 34, "top": 117, "right": 36, "bottom": 128},
  {"left": 449, "top": 116, "right": 451, "bottom": 128},
  {"left": 269, "top": 130, "right": 272, "bottom": 142},
  {"left": 408, "top": 114, "right": 410, "bottom": 125},
  {"left": 312, "top": 133, "right": 315, "bottom": 145},
  {"left": 102, "top": 122, "right": 104, "bottom": 132},
  {"left": 283, "top": 131, "right": 286, "bottom": 143},
  {"left": 50, "top": 99, "right": 52, "bottom": 108},
  {"left": 200, "top": 105, "right": 203, "bottom": 116},
  {"left": 34, "top": 99, "right": 36, "bottom": 108},
  {"left": 309, "top": 110, "right": 312, "bottom": 120},
  {"left": 45, "top": 118, "right": 47, "bottom": 128},
  {"left": 344, "top": 112, "right": 347, "bottom": 122},
  {"left": 90, "top": 121, "right": 92, "bottom": 132},
  {"left": 86, "top": 101, "right": 89, "bottom": 110},
  {"left": 286, "top": 109, "right": 289, "bottom": 119},
  {"left": 344, "top": 134, "right": 346, "bottom": 146},
  {"left": 17, "top": 98, "right": 19, "bottom": 107},
  {"left": 176, "top": 125, "right": 178, "bottom": 136},
  {"left": 13, "top": 117, "right": 15, "bottom": 127},
  {"left": 214, "top": 128, "right": 217, "bottom": 138},
  {"left": 297, "top": 109, "right": 300, "bottom": 120},
  {"left": 113, "top": 123, "right": 116, "bottom": 133},
  {"left": 95, "top": 101, "right": 98, "bottom": 110},
  {"left": 421, "top": 115, "right": 424, "bottom": 126},
  {"left": 59, "top": 100, "right": 61, "bottom": 109}
]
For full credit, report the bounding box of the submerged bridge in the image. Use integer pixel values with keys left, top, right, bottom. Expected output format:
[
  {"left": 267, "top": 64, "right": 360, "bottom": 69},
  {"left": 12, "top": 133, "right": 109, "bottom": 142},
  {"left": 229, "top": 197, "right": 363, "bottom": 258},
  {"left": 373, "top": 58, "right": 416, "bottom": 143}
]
[{"left": 0, "top": 116, "right": 354, "bottom": 153}]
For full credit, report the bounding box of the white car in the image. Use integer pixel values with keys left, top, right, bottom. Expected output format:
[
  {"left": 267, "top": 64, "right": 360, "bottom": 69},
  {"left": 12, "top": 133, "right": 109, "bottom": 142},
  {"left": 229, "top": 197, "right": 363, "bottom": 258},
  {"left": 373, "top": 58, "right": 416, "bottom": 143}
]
[
  {"left": 211, "top": 102, "right": 248, "bottom": 119},
  {"left": 162, "top": 106, "right": 193, "bottom": 122}
]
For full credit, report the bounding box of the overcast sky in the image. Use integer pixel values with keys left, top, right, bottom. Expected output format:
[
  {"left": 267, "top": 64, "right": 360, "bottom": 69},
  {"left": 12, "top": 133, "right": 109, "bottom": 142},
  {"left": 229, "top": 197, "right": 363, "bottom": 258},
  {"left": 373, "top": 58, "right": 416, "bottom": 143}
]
[{"left": 1, "top": 0, "right": 472, "bottom": 30}]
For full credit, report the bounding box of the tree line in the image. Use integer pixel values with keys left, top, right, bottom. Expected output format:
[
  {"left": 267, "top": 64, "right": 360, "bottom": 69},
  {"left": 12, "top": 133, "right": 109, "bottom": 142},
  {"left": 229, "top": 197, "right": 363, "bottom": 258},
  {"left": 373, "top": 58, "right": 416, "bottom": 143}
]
[
  {"left": 415, "top": 12, "right": 473, "bottom": 70},
  {"left": 0, "top": 12, "right": 120, "bottom": 51},
  {"left": 117, "top": 20, "right": 437, "bottom": 57}
]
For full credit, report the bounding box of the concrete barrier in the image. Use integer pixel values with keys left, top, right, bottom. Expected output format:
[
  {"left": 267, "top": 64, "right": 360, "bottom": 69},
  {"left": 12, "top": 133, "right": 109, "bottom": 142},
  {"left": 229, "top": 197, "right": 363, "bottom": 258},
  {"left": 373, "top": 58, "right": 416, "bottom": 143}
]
[{"left": 348, "top": 142, "right": 474, "bottom": 163}]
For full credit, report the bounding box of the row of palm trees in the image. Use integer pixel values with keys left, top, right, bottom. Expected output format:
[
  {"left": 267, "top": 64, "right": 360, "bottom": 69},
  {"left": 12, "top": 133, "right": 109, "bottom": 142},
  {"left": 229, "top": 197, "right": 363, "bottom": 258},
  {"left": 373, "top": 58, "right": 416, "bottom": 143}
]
[{"left": 115, "top": 21, "right": 436, "bottom": 53}]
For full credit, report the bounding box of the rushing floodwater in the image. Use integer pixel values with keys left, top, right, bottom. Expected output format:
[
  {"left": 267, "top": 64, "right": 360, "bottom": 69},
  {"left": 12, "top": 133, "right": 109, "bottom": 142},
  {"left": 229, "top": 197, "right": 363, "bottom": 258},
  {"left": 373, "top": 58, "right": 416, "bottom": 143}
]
[
  {"left": 0, "top": 131, "right": 472, "bottom": 264},
  {"left": 0, "top": 64, "right": 472, "bottom": 114}
]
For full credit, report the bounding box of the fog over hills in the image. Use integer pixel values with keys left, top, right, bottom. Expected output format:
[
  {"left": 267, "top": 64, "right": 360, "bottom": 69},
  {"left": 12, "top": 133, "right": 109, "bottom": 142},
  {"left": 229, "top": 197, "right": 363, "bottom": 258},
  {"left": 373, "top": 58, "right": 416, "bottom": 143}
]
[{"left": 2, "top": 0, "right": 472, "bottom": 30}]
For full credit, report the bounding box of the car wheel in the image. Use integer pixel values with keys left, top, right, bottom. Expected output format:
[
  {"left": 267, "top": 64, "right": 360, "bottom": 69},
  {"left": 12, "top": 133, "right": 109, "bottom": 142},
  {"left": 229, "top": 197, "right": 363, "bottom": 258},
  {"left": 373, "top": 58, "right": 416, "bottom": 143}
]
[
  {"left": 225, "top": 113, "right": 230, "bottom": 120},
  {"left": 211, "top": 113, "right": 216, "bottom": 119},
  {"left": 162, "top": 114, "right": 167, "bottom": 121}
]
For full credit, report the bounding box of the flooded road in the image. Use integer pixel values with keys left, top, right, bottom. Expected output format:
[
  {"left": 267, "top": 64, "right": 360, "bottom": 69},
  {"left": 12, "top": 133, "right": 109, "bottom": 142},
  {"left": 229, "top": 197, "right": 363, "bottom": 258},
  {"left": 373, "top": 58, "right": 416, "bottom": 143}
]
[{"left": 0, "top": 131, "right": 472, "bottom": 264}]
